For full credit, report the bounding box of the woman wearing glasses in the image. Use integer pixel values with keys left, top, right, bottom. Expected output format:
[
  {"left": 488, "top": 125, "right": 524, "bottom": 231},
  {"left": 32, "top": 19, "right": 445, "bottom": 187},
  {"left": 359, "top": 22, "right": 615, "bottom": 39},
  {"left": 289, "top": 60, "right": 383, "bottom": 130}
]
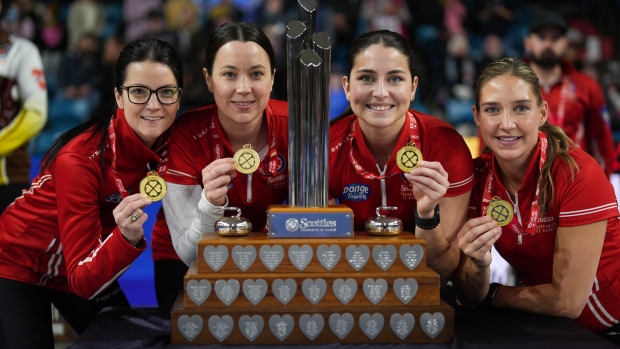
[
  {"left": 454, "top": 58, "right": 620, "bottom": 340},
  {"left": 0, "top": 38, "right": 183, "bottom": 348},
  {"left": 159, "top": 22, "right": 287, "bottom": 267}
]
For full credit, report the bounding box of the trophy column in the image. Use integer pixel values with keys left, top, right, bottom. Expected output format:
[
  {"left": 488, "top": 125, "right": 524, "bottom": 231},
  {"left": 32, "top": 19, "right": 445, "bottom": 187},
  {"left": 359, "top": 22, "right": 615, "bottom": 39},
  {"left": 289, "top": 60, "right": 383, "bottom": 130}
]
[{"left": 268, "top": 0, "right": 353, "bottom": 238}]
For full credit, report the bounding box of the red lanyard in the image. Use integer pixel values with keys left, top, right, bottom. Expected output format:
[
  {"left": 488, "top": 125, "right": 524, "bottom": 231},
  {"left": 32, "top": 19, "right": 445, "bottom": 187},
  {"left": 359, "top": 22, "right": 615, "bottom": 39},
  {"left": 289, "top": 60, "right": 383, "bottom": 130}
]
[
  {"left": 348, "top": 111, "right": 420, "bottom": 180},
  {"left": 210, "top": 108, "right": 278, "bottom": 176},
  {"left": 546, "top": 77, "right": 571, "bottom": 128},
  {"left": 109, "top": 115, "right": 168, "bottom": 198},
  {"left": 481, "top": 131, "right": 548, "bottom": 235}
]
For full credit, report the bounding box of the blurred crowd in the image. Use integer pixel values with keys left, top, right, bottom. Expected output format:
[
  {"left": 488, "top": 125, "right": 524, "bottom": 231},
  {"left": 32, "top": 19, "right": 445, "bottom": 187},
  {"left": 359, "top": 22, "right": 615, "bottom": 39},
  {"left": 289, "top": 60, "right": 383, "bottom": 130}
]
[{"left": 6, "top": 0, "right": 620, "bottom": 159}]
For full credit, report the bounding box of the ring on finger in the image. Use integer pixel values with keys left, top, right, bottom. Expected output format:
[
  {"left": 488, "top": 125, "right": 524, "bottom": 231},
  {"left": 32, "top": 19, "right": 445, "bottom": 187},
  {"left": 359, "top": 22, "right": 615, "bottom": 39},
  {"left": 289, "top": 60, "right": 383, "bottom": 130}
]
[{"left": 130, "top": 214, "right": 139, "bottom": 223}]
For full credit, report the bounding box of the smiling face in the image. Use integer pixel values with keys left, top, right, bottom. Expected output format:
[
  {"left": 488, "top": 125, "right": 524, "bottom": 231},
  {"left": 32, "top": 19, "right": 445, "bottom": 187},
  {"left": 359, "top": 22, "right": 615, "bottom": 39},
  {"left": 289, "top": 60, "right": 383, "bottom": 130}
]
[
  {"left": 473, "top": 74, "right": 548, "bottom": 168},
  {"left": 342, "top": 43, "right": 418, "bottom": 136},
  {"left": 114, "top": 61, "right": 180, "bottom": 148},
  {"left": 204, "top": 40, "right": 274, "bottom": 129}
]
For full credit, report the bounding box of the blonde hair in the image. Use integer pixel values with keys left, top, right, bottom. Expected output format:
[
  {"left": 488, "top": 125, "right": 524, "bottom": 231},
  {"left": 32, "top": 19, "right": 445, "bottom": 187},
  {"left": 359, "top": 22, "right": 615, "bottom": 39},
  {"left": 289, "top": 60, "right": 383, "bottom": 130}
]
[{"left": 475, "top": 58, "right": 578, "bottom": 213}]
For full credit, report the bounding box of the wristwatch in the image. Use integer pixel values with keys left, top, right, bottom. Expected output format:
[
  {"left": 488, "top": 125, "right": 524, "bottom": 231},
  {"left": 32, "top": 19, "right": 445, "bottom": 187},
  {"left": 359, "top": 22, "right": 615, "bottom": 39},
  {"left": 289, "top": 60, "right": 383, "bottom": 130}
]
[
  {"left": 414, "top": 204, "right": 440, "bottom": 230},
  {"left": 484, "top": 282, "right": 501, "bottom": 305}
]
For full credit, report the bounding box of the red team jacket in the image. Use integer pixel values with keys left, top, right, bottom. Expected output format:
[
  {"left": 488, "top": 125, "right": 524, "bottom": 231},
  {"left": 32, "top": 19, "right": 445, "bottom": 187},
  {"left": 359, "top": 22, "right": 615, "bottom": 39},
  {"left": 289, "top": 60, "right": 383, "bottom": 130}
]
[
  {"left": 329, "top": 111, "right": 475, "bottom": 233},
  {"left": 160, "top": 99, "right": 289, "bottom": 244},
  {"left": 0, "top": 109, "right": 170, "bottom": 299},
  {"left": 470, "top": 143, "right": 620, "bottom": 332},
  {"left": 529, "top": 58, "right": 614, "bottom": 176}
]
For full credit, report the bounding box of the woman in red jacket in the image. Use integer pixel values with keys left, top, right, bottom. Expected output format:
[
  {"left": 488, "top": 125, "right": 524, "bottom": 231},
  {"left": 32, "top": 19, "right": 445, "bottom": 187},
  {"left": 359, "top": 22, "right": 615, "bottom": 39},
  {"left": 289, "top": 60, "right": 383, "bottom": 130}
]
[
  {"left": 0, "top": 38, "right": 183, "bottom": 348},
  {"left": 455, "top": 58, "right": 620, "bottom": 343}
]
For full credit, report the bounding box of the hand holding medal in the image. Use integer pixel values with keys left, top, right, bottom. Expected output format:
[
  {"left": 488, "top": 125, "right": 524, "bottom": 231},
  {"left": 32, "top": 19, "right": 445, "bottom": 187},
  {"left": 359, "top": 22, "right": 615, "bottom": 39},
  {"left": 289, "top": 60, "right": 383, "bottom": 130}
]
[
  {"left": 233, "top": 144, "right": 260, "bottom": 174},
  {"left": 140, "top": 171, "right": 167, "bottom": 202},
  {"left": 486, "top": 196, "right": 514, "bottom": 227},
  {"left": 396, "top": 142, "right": 423, "bottom": 172}
]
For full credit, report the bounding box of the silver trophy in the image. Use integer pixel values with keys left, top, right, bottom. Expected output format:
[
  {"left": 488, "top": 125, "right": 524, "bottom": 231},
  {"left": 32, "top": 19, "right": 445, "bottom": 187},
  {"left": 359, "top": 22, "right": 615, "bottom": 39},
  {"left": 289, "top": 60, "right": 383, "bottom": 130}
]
[{"left": 268, "top": 0, "right": 353, "bottom": 238}]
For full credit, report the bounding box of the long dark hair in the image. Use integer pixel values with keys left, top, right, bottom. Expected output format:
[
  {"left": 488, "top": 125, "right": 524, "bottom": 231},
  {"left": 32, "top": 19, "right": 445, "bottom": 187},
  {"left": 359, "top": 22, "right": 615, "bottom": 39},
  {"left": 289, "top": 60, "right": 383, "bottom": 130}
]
[
  {"left": 331, "top": 30, "right": 416, "bottom": 124},
  {"left": 204, "top": 22, "right": 276, "bottom": 76},
  {"left": 40, "top": 38, "right": 184, "bottom": 176},
  {"left": 474, "top": 57, "right": 577, "bottom": 213}
]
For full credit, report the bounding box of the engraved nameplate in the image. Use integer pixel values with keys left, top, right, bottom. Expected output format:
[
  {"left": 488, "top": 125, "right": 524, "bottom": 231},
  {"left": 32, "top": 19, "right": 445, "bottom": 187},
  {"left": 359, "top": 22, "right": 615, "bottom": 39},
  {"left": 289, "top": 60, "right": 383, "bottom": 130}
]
[
  {"left": 231, "top": 245, "right": 257, "bottom": 272},
  {"left": 316, "top": 244, "right": 341, "bottom": 271},
  {"left": 390, "top": 313, "right": 415, "bottom": 340},
  {"left": 299, "top": 314, "right": 324, "bottom": 341},
  {"left": 333, "top": 278, "right": 357, "bottom": 305},
  {"left": 203, "top": 245, "right": 228, "bottom": 272},
  {"left": 393, "top": 278, "right": 418, "bottom": 305},
  {"left": 178, "top": 315, "right": 203, "bottom": 342},
  {"left": 272, "top": 278, "right": 297, "bottom": 305},
  {"left": 372, "top": 245, "right": 396, "bottom": 271},
  {"left": 242, "top": 279, "right": 268, "bottom": 305},
  {"left": 269, "top": 314, "right": 294, "bottom": 341},
  {"left": 359, "top": 313, "right": 384, "bottom": 340},
  {"left": 329, "top": 313, "right": 354, "bottom": 340},
  {"left": 239, "top": 315, "right": 264, "bottom": 342},
  {"left": 208, "top": 315, "right": 233, "bottom": 342},
  {"left": 346, "top": 245, "right": 370, "bottom": 271},
  {"left": 259, "top": 245, "right": 284, "bottom": 271},
  {"left": 214, "top": 279, "right": 240, "bottom": 306}
]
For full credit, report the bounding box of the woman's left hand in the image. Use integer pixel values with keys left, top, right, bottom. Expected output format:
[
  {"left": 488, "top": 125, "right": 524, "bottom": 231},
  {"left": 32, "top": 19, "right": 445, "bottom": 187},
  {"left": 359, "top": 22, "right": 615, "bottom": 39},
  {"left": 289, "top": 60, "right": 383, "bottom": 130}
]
[
  {"left": 113, "top": 193, "right": 152, "bottom": 246},
  {"left": 404, "top": 161, "right": 449, "bottom": 217}
]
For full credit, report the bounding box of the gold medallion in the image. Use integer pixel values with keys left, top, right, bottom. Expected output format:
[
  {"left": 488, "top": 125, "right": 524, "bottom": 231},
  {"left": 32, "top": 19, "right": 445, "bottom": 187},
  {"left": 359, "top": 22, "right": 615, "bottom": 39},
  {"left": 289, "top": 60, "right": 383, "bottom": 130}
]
[
  {"left": 140, "top": 171, "right": 167, "bottom": 202},
  {"left": 233, "top": 144, "right": 260, "bottom": 174},
  {"left": 396, "top": 143, "right": 423, "bottom": 172},
  {"left": 486, "top": 197, "right": 514, "bottom": 227}
]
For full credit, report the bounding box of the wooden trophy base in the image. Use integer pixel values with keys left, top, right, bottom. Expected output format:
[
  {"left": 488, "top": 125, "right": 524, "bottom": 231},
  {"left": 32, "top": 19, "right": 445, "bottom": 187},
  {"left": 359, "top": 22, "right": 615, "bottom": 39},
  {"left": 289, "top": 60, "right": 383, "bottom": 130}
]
[
  {"left": 171, "top": 295, "right": 454, "bottom": 344},
  {"left": 267, "top": 204, "right": 353, "bottom": 238},
  {"left": 172, "top": 233, "right": 454, "bottom": 345}
]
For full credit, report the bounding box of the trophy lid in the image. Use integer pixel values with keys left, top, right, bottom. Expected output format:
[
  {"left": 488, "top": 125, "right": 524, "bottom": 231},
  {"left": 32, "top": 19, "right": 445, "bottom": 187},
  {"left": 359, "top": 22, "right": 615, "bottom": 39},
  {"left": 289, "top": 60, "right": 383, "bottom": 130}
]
[
  {"left": 365, "top": 206, "right": 402, "bottom": 236},
  {"left": 214, "top": 207, "right": 252, "bottom": 237}
]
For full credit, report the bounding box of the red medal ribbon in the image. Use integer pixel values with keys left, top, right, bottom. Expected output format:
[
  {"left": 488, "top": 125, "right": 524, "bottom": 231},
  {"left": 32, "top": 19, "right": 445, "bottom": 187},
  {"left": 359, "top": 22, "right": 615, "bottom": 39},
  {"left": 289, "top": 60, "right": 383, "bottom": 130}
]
[
  {"left": 481, "top": 131, "right": 548, "bottom": 235},
  {"left": 211, "top": 107, "right": 278, "bottom": 176},
  {"left": 348, "top": 110, "right": 421, "bottom": 180},
  {"left": 109, "top": 111, "right": 169, "bottom": 198}
]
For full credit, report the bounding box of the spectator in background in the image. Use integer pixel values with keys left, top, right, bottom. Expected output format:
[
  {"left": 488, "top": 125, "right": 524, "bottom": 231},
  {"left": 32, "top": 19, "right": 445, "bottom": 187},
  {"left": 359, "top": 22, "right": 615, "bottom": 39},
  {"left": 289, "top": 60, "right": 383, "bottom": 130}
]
[
  {"left": 523, "top": 10, "right": 615, "bottom": 176},
  {"left": 50, "top": 32, "right": 103, "bottom": 123},
  {"left": 475, "top": 33, "right": 505, "bottom": 78},
  {"left": 205, "top": 0, "right": 244, "bottom": 33},
  {"left": 475, "top": 0, "right": 516, "bottom": 40},
  {"left": 257, "top": 0, "right": 290, "bottom": 100},
  {"left": 329, "top": 0, "right": 363, "bottom": 69},
  {"left": 164, "top": 0, "right": 199, "bottom": 66},
  {"left": 441, "top": 33, "right": 477, "bottom": 130},
  {"left": 0, "top": 0, "right": 47, "bottom": 213},
  {"left": 139, "top": 9, "right": 180, "bottom": 55},
  {"left": 443, "top": 0, "right": 468, "bottom": 37},
  {"left": 97, "top": 35, "right": 123, "bottom": 114},
  {"left": 362, "top": 0, "right": 411, "bottom": 39},
  {"left": 66, "top": 0, "right": 104, "bottom": 49},
  {"left": 39, "top": 1, "right": 66, "bottom": 93},
  {"left": 122, "top": 0, "right": 162, "bottom": 43},
  {"left": 7, "top": 0, "right": 40, "bottom": 44}
]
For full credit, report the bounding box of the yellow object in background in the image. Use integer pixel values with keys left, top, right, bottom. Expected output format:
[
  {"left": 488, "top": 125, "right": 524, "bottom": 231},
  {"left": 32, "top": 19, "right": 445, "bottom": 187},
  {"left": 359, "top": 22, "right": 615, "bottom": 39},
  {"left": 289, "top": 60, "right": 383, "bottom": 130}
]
[{"left": 463, "top": 136, "right": 480, "bottom": 158}]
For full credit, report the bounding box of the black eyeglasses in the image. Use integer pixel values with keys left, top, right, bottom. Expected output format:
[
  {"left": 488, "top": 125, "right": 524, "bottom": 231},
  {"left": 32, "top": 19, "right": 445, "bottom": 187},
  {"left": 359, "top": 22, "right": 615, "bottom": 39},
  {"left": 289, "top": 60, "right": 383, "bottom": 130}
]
[{"left": 119, "top": 85, "right": 182, "bottom": 105}]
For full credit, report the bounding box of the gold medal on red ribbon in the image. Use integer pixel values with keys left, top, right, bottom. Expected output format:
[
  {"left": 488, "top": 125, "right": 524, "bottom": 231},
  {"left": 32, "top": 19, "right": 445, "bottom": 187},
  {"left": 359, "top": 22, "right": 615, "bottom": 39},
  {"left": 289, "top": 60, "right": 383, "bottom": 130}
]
[
  {"left": 486, "top": 196, "right": 514, "bottom": 227},
  {"left": 140, "top": 171, "right": 167, "bottom": 202},
  {"left": 233, "top": 144, "right": 260, "bottom": 174},
  {"left": 396, "top": 142, "right": 423, "bottom": 172}
]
